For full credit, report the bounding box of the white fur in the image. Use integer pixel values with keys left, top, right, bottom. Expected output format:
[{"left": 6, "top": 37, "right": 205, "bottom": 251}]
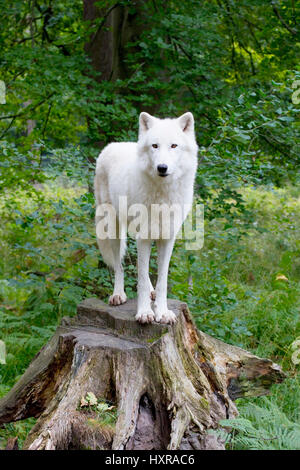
[{"left": 94, "top": 112, "right": 198, "bottom": 324}]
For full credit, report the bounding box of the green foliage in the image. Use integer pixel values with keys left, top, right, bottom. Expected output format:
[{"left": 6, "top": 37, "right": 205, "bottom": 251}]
[
  {"left": 171, "top": 186, "right": 300, "bottom": 357},
  {"left": 0, "top": 0, "right": 299, "bottom": 450},
  {"left": 0, "top": 0, "right": 299, "bottom": 171},
  {"left": 0, "top": 418, "right": 36, "bottom": 450}
]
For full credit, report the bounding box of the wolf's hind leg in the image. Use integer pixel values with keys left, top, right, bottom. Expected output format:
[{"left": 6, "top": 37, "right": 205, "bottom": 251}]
[{"left": 109, "top": 238, "right": 127, "bottom": 306}]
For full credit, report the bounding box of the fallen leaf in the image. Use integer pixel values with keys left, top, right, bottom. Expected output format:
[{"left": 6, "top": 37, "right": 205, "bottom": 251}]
[
  {"left": 80, "top": 396, "right": 88, "bottom": 407},
  {"left": 86, "top": 392, "right": 98, "bottom": 406},
  {"left": 275, "top": 274, "right": 288, "bottom": 282},
  {"left": 97, "top": 402, "right": 110, "bottom": 412}
]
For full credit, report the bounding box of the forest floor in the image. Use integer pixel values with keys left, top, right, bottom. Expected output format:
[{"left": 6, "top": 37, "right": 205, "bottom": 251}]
[{"left": 0, "top": 182, "right": 299, "bottom": 450}]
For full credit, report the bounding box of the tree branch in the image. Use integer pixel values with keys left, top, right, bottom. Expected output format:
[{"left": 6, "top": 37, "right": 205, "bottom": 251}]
[
  {"left": 271, "top": 1, "right": 298, "bottom": 36},
  {"left": 42, "top": 103, "right": 52, "bottom": 139},
  {"left": 0, "top": 92, "right": 55, "bottom": 121}
]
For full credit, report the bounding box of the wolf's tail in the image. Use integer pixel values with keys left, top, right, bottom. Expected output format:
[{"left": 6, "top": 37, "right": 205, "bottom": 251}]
[
  {"left": 95, "top": 237, "right": 126, "bottom": 268},
  {"left": 94, "top": 171, "right": 126, "bottom": 268}
]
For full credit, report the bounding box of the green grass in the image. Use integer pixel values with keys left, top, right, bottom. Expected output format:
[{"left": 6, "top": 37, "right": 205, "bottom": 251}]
[{"left": 0, "top": 182, "right": 299, "bottom": 449}]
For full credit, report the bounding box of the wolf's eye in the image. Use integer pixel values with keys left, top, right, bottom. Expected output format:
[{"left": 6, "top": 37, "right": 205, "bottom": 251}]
[
  {"left": 171, "top": 144, "right": 177, "bottom": 148},
  {"left": 152, "top": 144, "right": 158, "bottom": 148}
]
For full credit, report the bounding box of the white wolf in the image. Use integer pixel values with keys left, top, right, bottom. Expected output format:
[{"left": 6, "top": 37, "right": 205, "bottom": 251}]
[{"left": 94, "top": 112, "right": 198, "bottom": 324}]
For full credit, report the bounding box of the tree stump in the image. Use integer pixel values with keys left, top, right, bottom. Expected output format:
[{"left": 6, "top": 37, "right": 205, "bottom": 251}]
[{"left": 0, "top": 298, "right": 285, "bottom": 450}]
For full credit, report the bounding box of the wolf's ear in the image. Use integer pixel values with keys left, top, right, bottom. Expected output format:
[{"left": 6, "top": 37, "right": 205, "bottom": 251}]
[
  {"left": 139, "top": 112, "right": 155, "bottom": 134},
  {"left": 178, "top": 112, "right": 194, "bottom": 134}
]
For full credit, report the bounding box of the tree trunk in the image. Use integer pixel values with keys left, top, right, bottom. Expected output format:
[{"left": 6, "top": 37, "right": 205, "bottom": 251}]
[
  {"left": 83, "top": 0, "right": 149, "bottom": 82},
  {"left": 83, "top": 0, "right": 153, "bottom": 151},
  {"left": 0, "top": 298, "right": 285, "bottom": 450}
]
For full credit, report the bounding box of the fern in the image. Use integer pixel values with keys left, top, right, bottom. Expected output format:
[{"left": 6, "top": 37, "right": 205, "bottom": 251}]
[{"left": 218, "top": 397, "right": 300, "bottom": 450}]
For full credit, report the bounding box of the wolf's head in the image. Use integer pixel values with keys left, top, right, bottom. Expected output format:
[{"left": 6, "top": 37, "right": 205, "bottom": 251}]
[{"left": 137, "top": 112, "right": 198, "bottom": 181}]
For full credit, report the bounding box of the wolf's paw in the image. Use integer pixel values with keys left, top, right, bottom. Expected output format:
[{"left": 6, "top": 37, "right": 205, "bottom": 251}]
[
  {"left": 154, "top": 308, "right": 177, "bottom": 325},
  {"left": 150, "top": 290, "right": 156, "bottom": 301},
  {"left": 109, "top": 293, "right": 127, "bottom": 306},
  {"left": 135, "top": 310, "right": 155, "bottom": 324}
]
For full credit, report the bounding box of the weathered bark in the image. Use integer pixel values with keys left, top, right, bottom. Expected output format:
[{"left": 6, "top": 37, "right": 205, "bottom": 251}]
[{"left": 0, "top": 298, "right": 285, "bottom": 450}]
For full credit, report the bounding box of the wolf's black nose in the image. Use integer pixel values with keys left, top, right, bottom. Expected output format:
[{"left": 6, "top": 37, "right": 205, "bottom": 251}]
[{"left": 157, "top": 164, "right": 168, "bottom": 174}]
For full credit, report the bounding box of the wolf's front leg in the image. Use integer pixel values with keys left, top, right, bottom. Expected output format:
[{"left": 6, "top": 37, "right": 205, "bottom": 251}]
[
  {"left": 136, "top": 238, "right": 155, "bottom": 324},
  {"left": 153, "top": 238, "right": 176, "bottom": 324}
]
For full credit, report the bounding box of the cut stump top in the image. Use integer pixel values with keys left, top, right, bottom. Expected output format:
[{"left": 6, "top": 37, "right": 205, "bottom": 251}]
[{"left": 74, "top": 297, "right": 183, "bottom": 341}]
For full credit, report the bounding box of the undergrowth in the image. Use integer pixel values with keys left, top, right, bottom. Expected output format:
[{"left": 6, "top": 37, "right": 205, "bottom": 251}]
[{"left": 0, "top": 182, "right": 299, "bottom": 449}]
